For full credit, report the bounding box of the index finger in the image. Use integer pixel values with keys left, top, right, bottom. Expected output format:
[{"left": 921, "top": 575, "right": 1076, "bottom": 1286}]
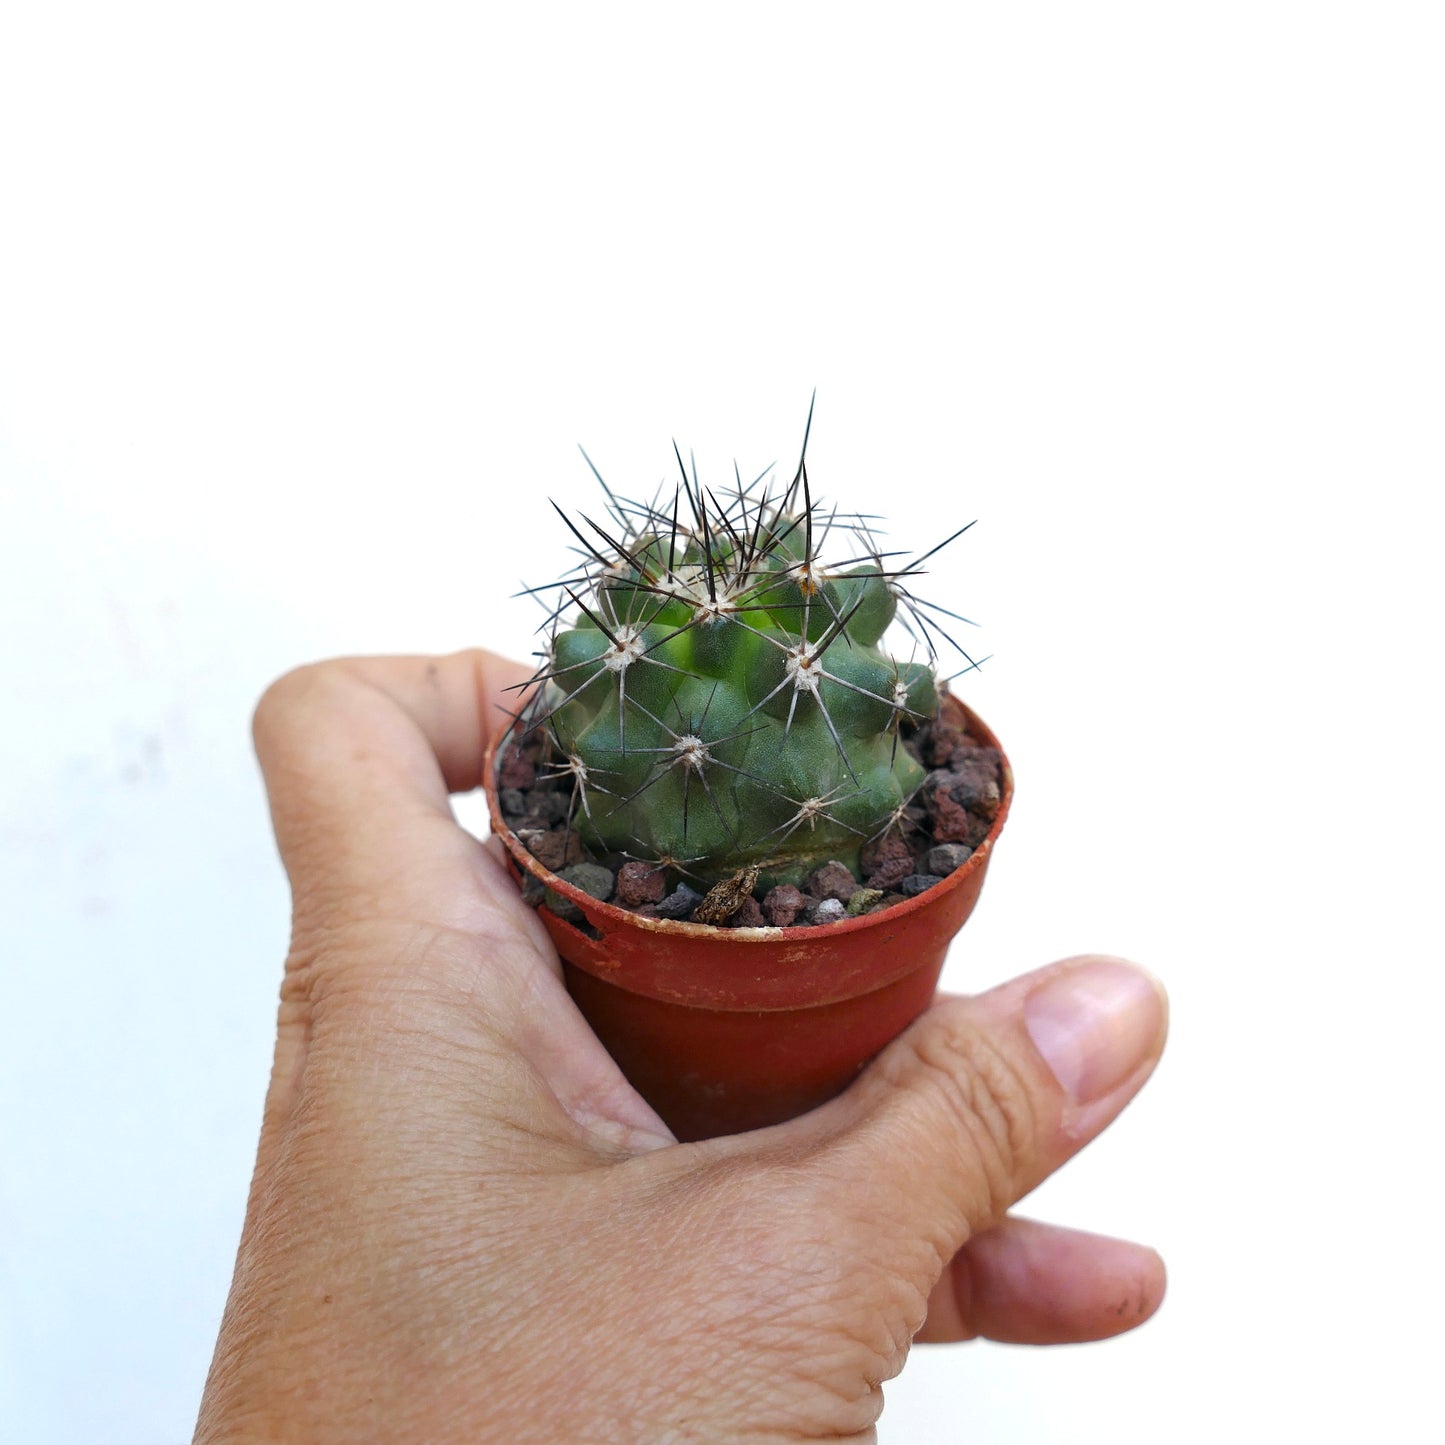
[{"left": 252, "top": 648, "right": 533, "bottom": 922}]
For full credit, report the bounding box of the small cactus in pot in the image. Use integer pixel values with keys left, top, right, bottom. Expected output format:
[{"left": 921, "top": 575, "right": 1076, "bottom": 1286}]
[
  {"left": 505, "top": 401, "right": 988, "bottom": 915},
  {"left": 485, "top": 403, "right": 1009, "bottom": 1137}
]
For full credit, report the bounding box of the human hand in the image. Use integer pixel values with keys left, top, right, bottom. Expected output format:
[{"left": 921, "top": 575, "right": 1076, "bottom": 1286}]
[{"left": 196, "top": 650, "right": 1168, "bottom": 1444}]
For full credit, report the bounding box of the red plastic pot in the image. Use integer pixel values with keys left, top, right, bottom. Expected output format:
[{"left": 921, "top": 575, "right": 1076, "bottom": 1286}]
[{"left": 484, "top": 694, "right": 1012, "bottom": 1142}]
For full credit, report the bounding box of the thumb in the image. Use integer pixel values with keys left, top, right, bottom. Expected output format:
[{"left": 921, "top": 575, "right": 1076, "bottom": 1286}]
[{"left": 793, "top": 956, "right": 1168, "bottom": 1261}]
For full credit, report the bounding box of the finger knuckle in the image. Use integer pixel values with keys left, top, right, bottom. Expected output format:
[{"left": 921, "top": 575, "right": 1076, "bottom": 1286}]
[
  {"left": 893, "top": 1006, "right": 1040, "bottom": 1223},
  {"left": 251, "top": 660, "right": 348, "bottom": 748}
]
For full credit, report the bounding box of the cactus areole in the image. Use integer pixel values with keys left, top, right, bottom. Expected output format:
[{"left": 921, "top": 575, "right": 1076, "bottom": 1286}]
[{"left": 486, "top": 408, "right": 1012, "bottom": 1139}]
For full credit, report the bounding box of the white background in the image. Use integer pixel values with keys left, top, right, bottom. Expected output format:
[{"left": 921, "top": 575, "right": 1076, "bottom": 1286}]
[{"left": 2, "top": 3, "right": 1441, "bottom": 1441}]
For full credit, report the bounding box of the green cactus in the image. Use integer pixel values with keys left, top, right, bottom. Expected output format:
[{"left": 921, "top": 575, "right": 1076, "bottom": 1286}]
[{"left": 515, "top": 408, "right": 979, "bottom": 890}]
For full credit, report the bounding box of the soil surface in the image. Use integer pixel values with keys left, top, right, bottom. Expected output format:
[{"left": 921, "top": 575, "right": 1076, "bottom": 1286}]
[{"left": 495, "top": 712, "right": 1004, "bottom": 930}]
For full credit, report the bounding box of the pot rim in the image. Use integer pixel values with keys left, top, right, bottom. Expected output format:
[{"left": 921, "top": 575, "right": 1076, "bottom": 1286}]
[{"left": 482, "top": 691, "right": 1013, "bottom": 946}]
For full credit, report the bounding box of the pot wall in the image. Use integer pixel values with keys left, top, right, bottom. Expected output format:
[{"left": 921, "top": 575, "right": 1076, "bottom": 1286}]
[
  {"left": 562, "top": 949, "right": 949, "bottom": 1139},
  {"left": 486, "top": 695, "right": 1011, "bottom": 1141}
]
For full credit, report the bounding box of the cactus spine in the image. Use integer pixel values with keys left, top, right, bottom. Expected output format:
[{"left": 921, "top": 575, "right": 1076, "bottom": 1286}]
[{"left": 515, "top": 409, "right": 978, "bottom": 890}]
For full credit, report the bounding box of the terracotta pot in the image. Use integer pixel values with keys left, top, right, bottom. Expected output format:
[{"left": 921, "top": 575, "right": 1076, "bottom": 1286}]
[{"left": 484, "top": 695, "right": 1012, "bottom": 1141}]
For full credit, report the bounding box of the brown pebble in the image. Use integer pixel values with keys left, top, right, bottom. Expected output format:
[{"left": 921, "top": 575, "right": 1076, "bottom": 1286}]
[
  {"left": 762, "top": 884, "right": 806, "bottom": 927},
  {"left": 923, "top": 721, "right": 965, "bottom": 765},
  {"left": 949, "top": 767, "right": 1002, "bottom": 821},
  {"left": 945, "top": 747, "right": 1004, "bottom": 820},
  {"left": 865, "top": 855, "right": 914, "bottom": 891},
  {"left": 526, "top": 829, "right": 584, "bottom": 872},
  {"left": 498, "top": 747, "right": 536, "bottom": 790},
  {"left": 728, "top": 896, "right": 766, "bottom": 928},
  {"left": 860, "top": 833, "right": 912, "bottom": 878},
  {"left": 861, "top": 833, "right": 914, "bottom": 890},
  {"left": 615, "top": 860, "right": 667, "bottom": 906},
  {"left": 523, "top": 787, "right": 570, "bottom": 826},
  {"left": 925, "top": 783, "right": 975, "bottom": 844},
  {"left": 949, "top": 742, "right": 1001, "bottom": 769},
  {"left": 803, "top": 860, "right": 857, "bottom": 902}
]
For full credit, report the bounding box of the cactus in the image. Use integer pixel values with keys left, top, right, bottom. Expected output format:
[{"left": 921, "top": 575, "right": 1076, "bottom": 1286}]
[{"left": 513, "top": 406, "right": 980, "bottom": 891}]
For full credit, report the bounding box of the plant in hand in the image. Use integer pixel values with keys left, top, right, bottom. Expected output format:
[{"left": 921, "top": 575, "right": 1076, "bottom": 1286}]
[{"left": 201, "top": 646, "right": 1167, "bottom": 1444}]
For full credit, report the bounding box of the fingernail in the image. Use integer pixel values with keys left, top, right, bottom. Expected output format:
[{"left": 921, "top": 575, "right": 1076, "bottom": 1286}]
[{"left": 1024, "top": 959, "right": 1166, "bottom": 1103}]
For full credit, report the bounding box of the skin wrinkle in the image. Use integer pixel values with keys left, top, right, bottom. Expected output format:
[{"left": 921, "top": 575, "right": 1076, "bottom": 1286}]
[
  {"left": 295, "top": 923, "right": 524, "bottom": 1060},
  {"left": 245, "top": 1159, "right": 558, "bottom": 1407},
  {"left": 886, "top": 1008, "right": 1041, "bottom": 1233},
  {"left": 475, "top": 1222, "right": 744, "bottom": 1433},
  {"left": 771, "top": 1375, "right": 886, "bottom": 1445},
  {"left": 819, "top": 1262, "right": 924, "bottom": 1388},
  {"left": 950, "top": 1042, "right": 1041, "bottom": 1226},
  {"left": 290, "top": 898, "right": 661, "bottom": 1156},
  {"left": 288, "top": 831, "right": 501, "bottom": 941},
  {"left": 539, "top": 1178, "right": 866, "bottom": 1437},
  {"left": 573, "top": 1079, "right": 961, "bottom": 1413},
  {"left": 642, "top": 1185, "right": 907, "bottom": 1431}
]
